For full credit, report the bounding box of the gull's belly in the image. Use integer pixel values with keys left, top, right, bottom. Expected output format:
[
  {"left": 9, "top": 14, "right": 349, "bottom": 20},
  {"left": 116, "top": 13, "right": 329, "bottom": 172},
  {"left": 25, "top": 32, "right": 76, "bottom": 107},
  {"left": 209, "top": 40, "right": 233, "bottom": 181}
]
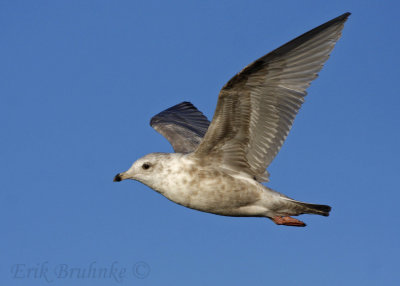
[{"left": 158, "top": 168, "right": 266, "bottom": 216}]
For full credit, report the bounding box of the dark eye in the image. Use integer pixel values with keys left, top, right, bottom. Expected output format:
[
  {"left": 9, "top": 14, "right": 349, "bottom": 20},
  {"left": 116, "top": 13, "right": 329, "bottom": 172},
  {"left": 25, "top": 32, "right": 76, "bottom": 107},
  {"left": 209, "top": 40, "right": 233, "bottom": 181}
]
[{"left": 142, "top": 163, "right": 151, "bottom": 170}]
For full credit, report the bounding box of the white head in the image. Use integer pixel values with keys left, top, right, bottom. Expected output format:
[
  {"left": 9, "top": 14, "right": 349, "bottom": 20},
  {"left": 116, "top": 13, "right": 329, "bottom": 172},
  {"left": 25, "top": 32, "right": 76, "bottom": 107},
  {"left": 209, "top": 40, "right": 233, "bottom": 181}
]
[{"left": 113, "top": 152, "right": 174, "bottom": 189}]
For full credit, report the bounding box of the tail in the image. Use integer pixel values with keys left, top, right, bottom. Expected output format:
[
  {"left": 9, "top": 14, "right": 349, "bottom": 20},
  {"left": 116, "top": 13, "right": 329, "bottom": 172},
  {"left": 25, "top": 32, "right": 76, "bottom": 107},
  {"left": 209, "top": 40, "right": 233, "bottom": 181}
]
[
  {"left": 291, "top": 200, "right": 331, "bottom": 216},
  {"left": 270, "top": 198, "right": 331, "bottom": 227}
]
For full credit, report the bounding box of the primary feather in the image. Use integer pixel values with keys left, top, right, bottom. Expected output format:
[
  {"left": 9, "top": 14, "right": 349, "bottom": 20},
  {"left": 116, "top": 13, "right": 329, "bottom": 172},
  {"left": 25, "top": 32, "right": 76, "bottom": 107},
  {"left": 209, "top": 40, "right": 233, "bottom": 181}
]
[
  {"left": 150, "top": 102, "right": 210, "bottom": 153},
  {"left": 194, "top": 12, "right": 350, "bottom": 182}
]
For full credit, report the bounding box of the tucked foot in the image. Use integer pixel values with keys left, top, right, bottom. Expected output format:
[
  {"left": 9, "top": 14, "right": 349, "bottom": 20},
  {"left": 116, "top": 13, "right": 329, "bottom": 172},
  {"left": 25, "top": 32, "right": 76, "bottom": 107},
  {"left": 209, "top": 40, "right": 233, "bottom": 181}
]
[{"left": 272, "top": 216, "right": 306, "bottom": 227}]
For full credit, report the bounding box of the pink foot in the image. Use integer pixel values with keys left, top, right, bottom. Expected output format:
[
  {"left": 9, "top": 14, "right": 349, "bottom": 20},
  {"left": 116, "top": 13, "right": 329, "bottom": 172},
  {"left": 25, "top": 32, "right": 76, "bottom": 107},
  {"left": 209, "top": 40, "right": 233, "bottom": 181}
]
[{"left": 272, "top": 216, "right": 306, "bottom": 227}]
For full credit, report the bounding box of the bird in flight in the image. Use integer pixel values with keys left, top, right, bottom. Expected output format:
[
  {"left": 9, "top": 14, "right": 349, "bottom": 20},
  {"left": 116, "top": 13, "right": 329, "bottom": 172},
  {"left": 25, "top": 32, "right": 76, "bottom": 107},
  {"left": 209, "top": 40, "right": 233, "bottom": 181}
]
[{"left": 114, "top": 13, "right": 350, "bottom": 227}]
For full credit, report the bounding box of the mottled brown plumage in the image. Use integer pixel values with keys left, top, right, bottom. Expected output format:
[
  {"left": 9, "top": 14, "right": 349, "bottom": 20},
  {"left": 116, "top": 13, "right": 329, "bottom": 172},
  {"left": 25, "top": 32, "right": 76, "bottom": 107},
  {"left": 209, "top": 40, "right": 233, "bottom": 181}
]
[{"left": 114, "top": 13, "right": 350, "bottom": 227}]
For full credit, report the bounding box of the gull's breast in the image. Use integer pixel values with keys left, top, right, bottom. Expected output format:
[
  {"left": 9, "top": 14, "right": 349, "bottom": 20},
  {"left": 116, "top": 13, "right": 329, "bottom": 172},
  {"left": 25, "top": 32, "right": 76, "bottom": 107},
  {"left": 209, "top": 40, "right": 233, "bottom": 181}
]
[{"left": 158, "top": 165, "right": 264, "bottom": 216}]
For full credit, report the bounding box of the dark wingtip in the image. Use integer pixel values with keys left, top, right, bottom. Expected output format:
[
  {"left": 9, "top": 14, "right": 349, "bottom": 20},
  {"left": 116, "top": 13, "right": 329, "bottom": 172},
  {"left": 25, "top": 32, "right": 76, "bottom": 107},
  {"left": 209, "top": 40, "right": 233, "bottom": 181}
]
[
  {"left": 337, "top": 12, "right": 351, "bottom": 23},
  {"left": 150, "top": 101, "right": 194, "bottom": 127},
  {"left": 113, "top": 173, "right": 122, "bottom": 182}
]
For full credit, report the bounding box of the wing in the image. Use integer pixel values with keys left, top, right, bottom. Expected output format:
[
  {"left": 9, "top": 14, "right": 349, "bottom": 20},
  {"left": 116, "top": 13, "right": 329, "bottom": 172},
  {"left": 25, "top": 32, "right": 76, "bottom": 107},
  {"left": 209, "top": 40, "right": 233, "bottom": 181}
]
[
  {"left": 150, "top": 101, "right": 210, "bottom": 153},
  {"left": 194, "top": 13, "right": 350, "bottom": 182}
]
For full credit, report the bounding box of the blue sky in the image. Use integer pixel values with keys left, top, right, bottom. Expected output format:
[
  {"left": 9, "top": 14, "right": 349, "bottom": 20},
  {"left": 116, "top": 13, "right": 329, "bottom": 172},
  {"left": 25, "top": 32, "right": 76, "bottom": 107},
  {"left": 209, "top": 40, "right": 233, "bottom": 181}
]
[{"left": 1, "top": 0, "right": 399, "bottom": 285}]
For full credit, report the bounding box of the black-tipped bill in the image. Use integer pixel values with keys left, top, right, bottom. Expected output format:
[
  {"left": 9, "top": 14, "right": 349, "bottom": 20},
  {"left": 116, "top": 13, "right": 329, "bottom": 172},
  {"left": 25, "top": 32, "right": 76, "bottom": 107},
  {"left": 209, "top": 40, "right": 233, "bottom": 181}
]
[{"left": 113, "top": 173, "right": 122, "bottom": 182}]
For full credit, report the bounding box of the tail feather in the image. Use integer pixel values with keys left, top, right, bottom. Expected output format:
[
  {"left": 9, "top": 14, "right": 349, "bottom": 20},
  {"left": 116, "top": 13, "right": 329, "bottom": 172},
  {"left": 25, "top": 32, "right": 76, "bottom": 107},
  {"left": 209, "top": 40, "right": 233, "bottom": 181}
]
[{"left": 294, "top": 201, "right": 331, "bottom": 216}]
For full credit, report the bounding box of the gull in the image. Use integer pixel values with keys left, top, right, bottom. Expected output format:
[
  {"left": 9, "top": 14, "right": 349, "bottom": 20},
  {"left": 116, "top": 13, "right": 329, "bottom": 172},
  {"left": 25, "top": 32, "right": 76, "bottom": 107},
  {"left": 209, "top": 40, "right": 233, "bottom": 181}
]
[{"left": 114, "top": 13, "right": 350, "bottom": 227}]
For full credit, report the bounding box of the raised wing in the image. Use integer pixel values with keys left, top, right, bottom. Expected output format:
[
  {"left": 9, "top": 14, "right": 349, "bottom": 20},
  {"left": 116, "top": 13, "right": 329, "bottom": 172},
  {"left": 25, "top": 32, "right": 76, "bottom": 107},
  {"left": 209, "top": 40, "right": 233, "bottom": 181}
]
[
  {"left": 194, "top": 13, "right": 350, "bottom": 182},
  {"left": 150, "top": 101, "right": 210, "bottom": 153}
]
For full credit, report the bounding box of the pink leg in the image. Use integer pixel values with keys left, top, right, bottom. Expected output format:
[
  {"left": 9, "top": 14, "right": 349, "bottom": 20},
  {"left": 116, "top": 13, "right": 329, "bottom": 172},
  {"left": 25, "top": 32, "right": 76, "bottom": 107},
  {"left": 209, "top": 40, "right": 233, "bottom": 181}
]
[{"left": 272, "top": 216, "right": 306, "bottom": 227}]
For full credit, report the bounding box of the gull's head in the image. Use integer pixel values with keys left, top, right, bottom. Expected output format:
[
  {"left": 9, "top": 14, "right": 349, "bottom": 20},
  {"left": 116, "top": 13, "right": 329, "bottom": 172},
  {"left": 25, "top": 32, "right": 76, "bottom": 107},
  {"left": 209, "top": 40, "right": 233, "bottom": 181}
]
[{"left": 113, "top": 152, "right": 173, "bottom": 187}]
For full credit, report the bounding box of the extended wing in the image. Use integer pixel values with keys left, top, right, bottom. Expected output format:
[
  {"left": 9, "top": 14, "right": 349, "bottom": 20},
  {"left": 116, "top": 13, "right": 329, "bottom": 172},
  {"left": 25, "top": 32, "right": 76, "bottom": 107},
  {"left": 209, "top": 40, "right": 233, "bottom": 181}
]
[
  {"left": 194, "top": 13, "right": 350, "bottom": 182},
  {"left": 150, "top": 101, "right": 210, "bottom": 153}
]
